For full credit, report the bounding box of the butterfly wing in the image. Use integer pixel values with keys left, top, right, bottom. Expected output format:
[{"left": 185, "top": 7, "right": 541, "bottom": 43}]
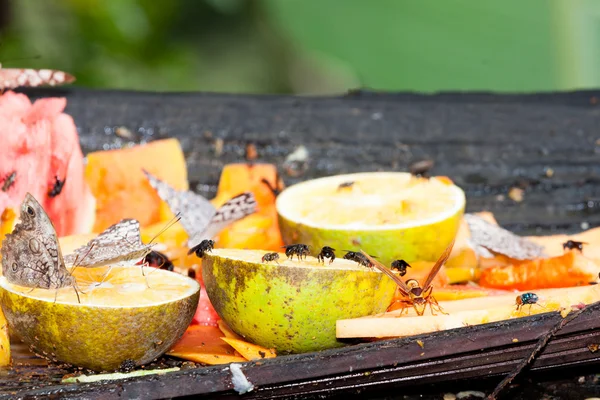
[
  {"left": 0, "top": 68, "right": 75, "bottom": 91},
  {"left": 64, "top": 219, "right": 152, "bottom": 268},
  {"left": 1, "top": 193, "right": 73, "bottom": 289},
  {"left": 187, "top": 192, "right": 258, "bottom": 247},
  {"left": 422, "top": 239, "right": 455, "bottom": 291},
  {"left": 143, "top": 170, "right": 217, "bottom": 239},
  {"left": 464, "top": 214, "right": 546, "bottom": 260}
]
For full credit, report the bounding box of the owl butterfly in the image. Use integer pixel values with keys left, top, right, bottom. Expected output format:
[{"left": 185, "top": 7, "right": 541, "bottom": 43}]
[
  {"left": 142, "top": 170, "right": 258, "bottom": 249},
  {"left": 0, "top": 63, "right": 76, "bottom": 92},
  {"left": 1, "top": 193, "right": 75, "bottom": 291}
]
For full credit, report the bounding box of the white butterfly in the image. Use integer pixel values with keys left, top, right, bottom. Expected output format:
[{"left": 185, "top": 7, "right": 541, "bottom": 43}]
[
  {"left": 143, "top": 170, "right": 258, "bottom": 248},
  {"left": 64, "top": 219, "right": 152, "bottom": 268},
  {"left": 0, "top": 63, "right": 75, "bottom": 91}
]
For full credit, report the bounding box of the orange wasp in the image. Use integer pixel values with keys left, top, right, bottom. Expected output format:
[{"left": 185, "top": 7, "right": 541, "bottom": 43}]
[{"left": 359, "top": 239, "right": 455, "bottom": 316}]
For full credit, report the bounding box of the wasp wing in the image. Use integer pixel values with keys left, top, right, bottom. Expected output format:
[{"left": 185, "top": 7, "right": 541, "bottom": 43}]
[
  {"left": 422, "top": 239, "right": 455, "bottom": 291},
  {"left": 359, "top": 250, "right": 410, "bottom": 296}
]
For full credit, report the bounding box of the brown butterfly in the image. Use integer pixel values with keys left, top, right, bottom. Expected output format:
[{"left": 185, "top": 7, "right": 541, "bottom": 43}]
[
  {"left": 0, "top": 63, "right": 75, "bottom": 92},
  {"left": 360, "top": 239, "right": 455, "bottom": 316},
  {"left": 1, "top": 193, "right": 74, "bottom": 290}
]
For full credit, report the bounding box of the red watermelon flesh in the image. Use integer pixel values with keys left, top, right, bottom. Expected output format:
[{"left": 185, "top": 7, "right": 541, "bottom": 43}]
[{"left": 0, "top": 91, "right": 95, "bottom": 236}]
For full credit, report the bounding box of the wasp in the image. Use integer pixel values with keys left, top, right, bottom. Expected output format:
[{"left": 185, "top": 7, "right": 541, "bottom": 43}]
[
  {"left": 261, "top": 252, "right": 280, "bottom": 264},
  {"left": 360, "top": 240, "right": 454, "bottom": 316},
  {"left": 343, "top": 251, "right": 375, "bottom": 268},
  {"left": 563, "top": 240, "right": 587, "bottom": 252},
  {"left": 409, "top": 159, "right": 434, "bottom": 178},
  {"left": 337, "top": 181, "right": 355, "bottom": 191},
  {"left": 317, "top": 246, "right": 336, "bottom": 264},
  {"left": 143, "top": 250, "right": 174, "bottom": 271},
  {"left": 188, "top": 239, "right": 215, "bottom": 258},
  {"left": 515, "top": 292, "right": 543, "bottom": 315},
  {"left": 48, "top": 175, "right": 66, "bottom": 198},
  {"left": 1, "top": 171, "right": 16, "bottom": 192},
  {"left": 391, "top": 259, "right": 411, "bottom": 277},
  {"left": 282, "top": 244, "right": 310, "bottom": 260}
]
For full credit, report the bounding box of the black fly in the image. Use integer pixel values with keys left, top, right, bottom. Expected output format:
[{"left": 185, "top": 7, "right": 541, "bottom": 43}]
[
  {"left": 143, "top": 250, "right": 174, "bottom": 271},
  {"left": 48, "top": 175, "right": 66, "bottom": 198},
  {"left": 337, "top": 181, "right": 355, "bottom": 191},
  {"left": 409, "top": 159, "right": 434, "bottom": 178},
  {"left": 261, "top": 252, "right": 280, "bottom": 264},
  {"left": 391, "top": 259, "right": 411, "bottom": 277},
  {"left": 188, "top": 239, "right": 215, "bottom": 258},
  {"left": 317, "top": 246, "right": 336, "bottom": 264},
  {"left": 1, "top": 171, "right": 16, "bottom": 192},
  {"left": 343, "top": 251, "right": 376, "bottom": 268},
  {"left": 563, "top": 240, "right": 587, "bottom": 252},
  {"left": 282, "top": 244, "right": 310, "bottom": 260}
]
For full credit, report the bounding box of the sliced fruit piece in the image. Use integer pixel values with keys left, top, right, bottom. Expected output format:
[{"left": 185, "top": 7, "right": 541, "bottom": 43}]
[
  {"left": 337, "top": 285, "right": 600, "bottom": 339},
  {"left": 526, "top": 227, "right": 600, "bottom": 261},
  {"left": 220, "top": 337, "right": 276, "bottom": 361},
  {"left": 202, "top": 248, "right": 397, "bottom": 354},
  {"left": 167, "top": 325, "right": 246, "bottom": 365},
  {"left": 0, "top": 307, "right": 9, "bottom": 367},
  {"left": 217, "top": 320, "right": 244, "bottom": 340},
  {"left": 478, "top": 250, "right": 600, "bottom": 290},
  {"left": 0, "top": 207, "right": 17, "bottom": 258},
  {"left": 211, "top": 163, "right": 284, "bottom": 251},
  {"left": 0, "top": 266, "right": 199, "bottom": 371},
  {"left": 0, "top": 91, "right": 95, "bottom": 237},
  {"left": 85, "top": 138, "right": 188, "bottom": 232},
  {"left": 277, "top": 172, "right": 465, "bottom": 265}
]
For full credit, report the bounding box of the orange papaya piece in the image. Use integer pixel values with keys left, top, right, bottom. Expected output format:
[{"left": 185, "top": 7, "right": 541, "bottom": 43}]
[{"left": 167, "top": 325, "right": 245, "bottom": 365}]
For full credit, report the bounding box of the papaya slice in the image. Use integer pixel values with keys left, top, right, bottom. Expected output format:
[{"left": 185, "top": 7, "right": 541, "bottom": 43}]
[
  {"left": 220, "top": 337, "right": 277, "bottom": 361},
  {"left": 217, "top": 320, "right": 244, "bottom": 340},
  {"left": 167, "top": 325, "right": 245, "bottom": 365}
]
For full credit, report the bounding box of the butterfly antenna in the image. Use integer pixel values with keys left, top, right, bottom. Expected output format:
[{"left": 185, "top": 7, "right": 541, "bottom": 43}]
[{"left": 148, "top": 213, "right": 182, "bottom": 245}]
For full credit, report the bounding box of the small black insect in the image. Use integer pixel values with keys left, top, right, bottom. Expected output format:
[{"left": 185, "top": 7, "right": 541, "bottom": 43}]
[
  {"left": 337, "top": 181, "right": 355, "bottom": 191},
  {"left": 563, "top": 240, "right": 587, "bottom": 252},
  {"left": 317, "top": 246, "right": 336, "bottom": 264},
  {"left": 261, "top": 252, "right": 280, "bottom": 264},
  {"left": 343, "top": 251, "right": 376, "bottom": 268},
  {"left": 1, "top": 171, "right": 16, "bottom": 192},
  {"left": 391, "top": 259, "right": 411, "bottom": 276},
  {"left": 187, "top": 268, "right": 197, "bottom": 280},
  {"left": 144, "top": 250, "right": 174, "bottom": 271},
  {"left": 48, "top": 175, "right": 66, "bottom": 198},
  {"left": 409, "top": 159, "right": 434, "bottom": 178},
  {"left": 282, "top": 244, "right": 310, "bottom": 260},
  {"left": 188, "top": 239, "right": 215, "bottom": 258}
]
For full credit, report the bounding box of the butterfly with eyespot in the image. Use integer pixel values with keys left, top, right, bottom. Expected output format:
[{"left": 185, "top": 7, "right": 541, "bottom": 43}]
[
  {"left": 1, "top": 193, "right": 74, "bottom": 289},
  {"left": 63, "top": 219, "right": 153, "bottom": 268},
  {"left": 0, "top": 63, "right": 75, "bottom": 92},
  {"left": 143, "top": 170, "right": 258, "bottom": 249}
]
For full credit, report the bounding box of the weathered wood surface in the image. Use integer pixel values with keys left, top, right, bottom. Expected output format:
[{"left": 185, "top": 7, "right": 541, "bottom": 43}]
[{"left": 2, "top": 87, "right": 600, "bottom": 399}]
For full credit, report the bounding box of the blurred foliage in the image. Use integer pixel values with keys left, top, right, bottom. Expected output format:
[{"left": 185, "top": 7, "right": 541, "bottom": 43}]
[{"left": 1, "top": 0, "right": 599, "bottom": 93}]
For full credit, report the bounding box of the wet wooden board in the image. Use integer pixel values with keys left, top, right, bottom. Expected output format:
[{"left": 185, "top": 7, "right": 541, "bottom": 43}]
[{"left": 2, "top": 87, "right": 600, "bottom": 399}]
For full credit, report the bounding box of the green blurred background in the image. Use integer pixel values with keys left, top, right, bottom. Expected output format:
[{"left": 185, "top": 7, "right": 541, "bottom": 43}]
[{"left": 1, "top": 0, "right": 598, "bottom": 94}]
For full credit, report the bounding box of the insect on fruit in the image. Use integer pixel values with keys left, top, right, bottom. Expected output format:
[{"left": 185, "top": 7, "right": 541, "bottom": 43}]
[
  {"left": 343, "top": 251, "right": 375, "bottom": 268},
  {"left": 337, "top": 181, "right": 355, "bottom": 191},
  {"left": 391, "top": 259, "right": 411, "bottom": 277},
  {"left": 515, "top": 292, "right": 543, "bottom": 315},
  {"left": 409, "top": 159, "right": 434, "bottom": 178},
  {"left": 143, "top": 250, "right": 174, "bottom": 271},
  {"left": 188, "top": 239, "right": 215, "bottom": 258},
  {"left": 1, "top": 171, "right": 16, "bottom": 192},
  {"left": 359, "top": 240, "right": 455, "bottom": 316},
  {"left": 48, "top": 175, "right": 66, "bottom": 198},
  {"left": 317, "top": 246, "right": 336, "bottom": 264},
  {"left": 261, "top": 252, "right": 280, "bottom": 264},
  {"left": 282, "top": 244, "right": 310, "bottom": 260},
  {"left": 563, "top": 240, "right": 587, "bottom": 252}
]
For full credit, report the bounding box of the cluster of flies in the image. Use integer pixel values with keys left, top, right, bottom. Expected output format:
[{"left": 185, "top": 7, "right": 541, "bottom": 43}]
[{"left": 1, "top": 171, "right": 66, "bottom": 198}]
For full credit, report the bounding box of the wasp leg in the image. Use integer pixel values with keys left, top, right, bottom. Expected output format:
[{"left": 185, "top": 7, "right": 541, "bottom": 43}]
[{"left": 429, "top": 296, "right": 448, "bottom": 316}]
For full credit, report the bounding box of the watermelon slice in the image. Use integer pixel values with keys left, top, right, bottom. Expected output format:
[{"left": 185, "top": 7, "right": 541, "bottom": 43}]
[{"left": 0, "top": 91, "right": 95, "bottom": 236}]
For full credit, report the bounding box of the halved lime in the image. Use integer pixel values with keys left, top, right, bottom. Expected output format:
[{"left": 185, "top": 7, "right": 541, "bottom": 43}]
[{"left": 277, "top": 172, "right": 465, "bottom": 265}]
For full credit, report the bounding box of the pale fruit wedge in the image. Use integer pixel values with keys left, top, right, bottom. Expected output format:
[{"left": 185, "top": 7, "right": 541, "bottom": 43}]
[
  {"left": 0, "top": 266, "right": 199, "bottom": 371},
  {"left": 277, "top": 172, "right": 465, "bottom": 265},
  {"left": 337, "top": 284, "right": 600, "bottom": 339}
]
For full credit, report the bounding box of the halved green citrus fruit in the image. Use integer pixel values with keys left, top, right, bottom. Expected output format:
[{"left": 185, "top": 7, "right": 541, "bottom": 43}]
[
  {"left": 202, "top": 248, "right": 397, "bottom": 354},
  {"left": 276, "top": 172, "right": 465, "bottom": 265},
  {"left": 0, "top": 266, "right": 199, "bottom": 371}
]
